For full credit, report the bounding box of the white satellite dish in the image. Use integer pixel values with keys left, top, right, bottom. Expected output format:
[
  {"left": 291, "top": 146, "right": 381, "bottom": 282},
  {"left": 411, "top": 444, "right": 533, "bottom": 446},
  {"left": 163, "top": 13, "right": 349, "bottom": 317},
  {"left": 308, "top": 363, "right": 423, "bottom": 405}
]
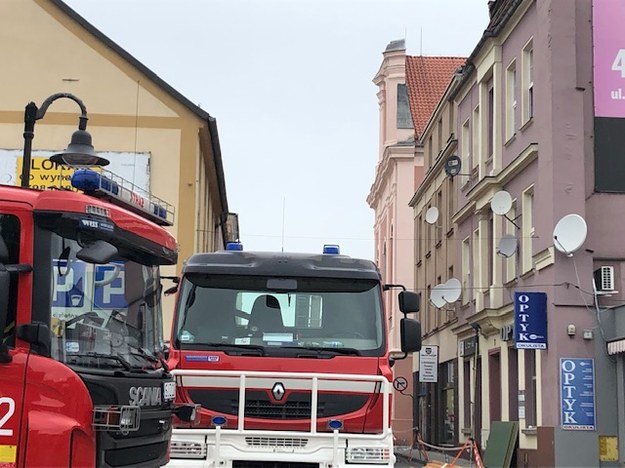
[
  {"left": 429, "top": 284, "right": 447, "bottom": 309},
  {"left": 442, "top": 278, "right": 462, "bottom": 303},
  {"left": 425, "top": 207, "right": 439, "bottom": 225},
  {"left": 553, "top": 214, "right": 587, "bottom": 256},
  {"left": 491, "top": 190, "right": 513, "bottom": 216},
  {"left": 497, "top": 234, "right": 518, "bottom": 258}
]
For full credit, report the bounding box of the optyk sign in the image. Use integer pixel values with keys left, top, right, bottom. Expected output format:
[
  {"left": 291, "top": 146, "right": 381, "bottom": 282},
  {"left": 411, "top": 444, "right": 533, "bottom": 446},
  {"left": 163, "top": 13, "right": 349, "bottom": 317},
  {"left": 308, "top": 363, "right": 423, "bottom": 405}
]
[
  {"left": 560, "top": 358, "right": 595, "bottom": 430},
  {"left": 514, "top": 292, "right": 547, "bottom": 349}
]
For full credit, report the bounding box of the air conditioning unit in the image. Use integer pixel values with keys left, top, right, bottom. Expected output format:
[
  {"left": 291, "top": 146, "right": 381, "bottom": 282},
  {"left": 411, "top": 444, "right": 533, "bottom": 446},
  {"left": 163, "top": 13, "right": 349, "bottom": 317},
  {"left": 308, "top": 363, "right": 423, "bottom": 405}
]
[{"left": 594, "top": 266, "right": 615, "bottom": 292}]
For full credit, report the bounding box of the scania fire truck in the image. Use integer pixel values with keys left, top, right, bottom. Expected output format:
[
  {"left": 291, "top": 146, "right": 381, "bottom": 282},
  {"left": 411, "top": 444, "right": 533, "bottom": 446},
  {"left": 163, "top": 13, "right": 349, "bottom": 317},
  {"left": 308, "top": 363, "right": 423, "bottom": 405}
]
[
  {"left": 0, "top": 158, "right": 191, "bottom": 467},
  {"left": 165, "top": 242, "right": 421, "bottom": 467}
]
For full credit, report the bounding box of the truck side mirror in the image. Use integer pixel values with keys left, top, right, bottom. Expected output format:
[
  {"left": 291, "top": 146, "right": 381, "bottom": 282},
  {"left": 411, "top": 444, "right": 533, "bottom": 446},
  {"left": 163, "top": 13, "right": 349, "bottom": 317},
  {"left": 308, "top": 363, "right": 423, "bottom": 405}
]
[
  {"left": 398, "top": 291, "right": 420, "bottom": 313},
  {"left": 400, "top": 318, "right": 422, "bottom": 353}
]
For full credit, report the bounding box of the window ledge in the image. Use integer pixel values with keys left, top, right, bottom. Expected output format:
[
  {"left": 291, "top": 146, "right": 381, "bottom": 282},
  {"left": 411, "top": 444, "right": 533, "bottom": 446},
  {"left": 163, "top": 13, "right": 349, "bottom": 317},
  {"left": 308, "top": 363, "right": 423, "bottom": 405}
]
[
  {"left": 504, "top": 133, "right": 516, "bottom": 147},
  {"left": 519, "top": 117, "right": 533, "bottom": 132},
  {"left": 461, "top": 428, "right": 472, "bottom": 435},
  {"left": 521, "top": 427, "right": 537, "bottom": 435}
]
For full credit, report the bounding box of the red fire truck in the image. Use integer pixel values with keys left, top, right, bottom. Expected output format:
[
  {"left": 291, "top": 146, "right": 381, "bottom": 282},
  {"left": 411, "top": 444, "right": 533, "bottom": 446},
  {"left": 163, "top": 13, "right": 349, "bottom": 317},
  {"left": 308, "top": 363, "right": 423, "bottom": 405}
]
[
  {"left": 165, "top": 243, "right": 421, "bottom": 467},
  {"left": 0, "top": 162, "right": 191, "bottom": 467}
]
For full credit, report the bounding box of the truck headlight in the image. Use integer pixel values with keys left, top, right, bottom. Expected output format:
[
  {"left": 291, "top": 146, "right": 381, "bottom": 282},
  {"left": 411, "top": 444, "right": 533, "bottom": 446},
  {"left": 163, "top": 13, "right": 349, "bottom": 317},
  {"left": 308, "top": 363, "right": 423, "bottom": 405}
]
[
  {"left": 346, "top": 446, "right": 391, "bottom": 464},
  {"left": 169, "top": 440, "right": 207, "bottom": 459}
]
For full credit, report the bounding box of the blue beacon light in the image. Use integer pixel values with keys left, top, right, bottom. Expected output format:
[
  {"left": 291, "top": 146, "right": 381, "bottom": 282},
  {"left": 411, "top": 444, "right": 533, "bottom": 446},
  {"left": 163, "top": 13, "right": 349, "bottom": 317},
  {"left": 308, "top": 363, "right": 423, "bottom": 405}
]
[
  {"left": 211, "top": 415, "right": 227, "bottom": 427},
  {"left": 225, "top": 242, "right": 243, "bottom": 251},
  {"left": 328, "top": 419, "right": 343, "bottom": 430},
  {"left": 322, "top": 244, "right": 340, "bottom": 255}
]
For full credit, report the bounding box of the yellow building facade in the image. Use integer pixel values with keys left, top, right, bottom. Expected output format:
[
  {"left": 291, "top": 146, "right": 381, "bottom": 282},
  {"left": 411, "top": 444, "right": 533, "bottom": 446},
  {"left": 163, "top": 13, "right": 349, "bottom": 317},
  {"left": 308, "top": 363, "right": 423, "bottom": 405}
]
[{"left": 0, "top": 0, "right": 233, "bottom": 333}]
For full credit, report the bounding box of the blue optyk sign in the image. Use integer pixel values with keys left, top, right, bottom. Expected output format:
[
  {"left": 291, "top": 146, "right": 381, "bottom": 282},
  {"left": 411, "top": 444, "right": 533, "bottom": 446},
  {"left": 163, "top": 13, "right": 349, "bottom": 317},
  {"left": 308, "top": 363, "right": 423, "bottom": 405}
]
[
  {"left": 514, "top": 292, "right": 547, "bottom": 349},
  {"left": 560, "top": 358, "right": 595, "bottom": 430}
]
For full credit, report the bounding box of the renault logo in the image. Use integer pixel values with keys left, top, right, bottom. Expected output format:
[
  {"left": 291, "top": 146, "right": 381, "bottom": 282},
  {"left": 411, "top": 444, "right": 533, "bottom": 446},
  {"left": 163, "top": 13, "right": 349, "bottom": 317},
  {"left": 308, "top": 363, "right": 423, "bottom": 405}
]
[{"left": 272, "top": 382, "right": 285, "bottom": 401}]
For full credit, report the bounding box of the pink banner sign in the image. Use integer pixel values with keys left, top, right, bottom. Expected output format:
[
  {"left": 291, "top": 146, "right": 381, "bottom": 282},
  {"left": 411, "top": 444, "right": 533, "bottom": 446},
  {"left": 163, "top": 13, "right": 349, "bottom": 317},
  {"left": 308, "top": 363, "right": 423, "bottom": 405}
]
[{"left": 593, "top": 0, "right": 625, "bottom": 117}]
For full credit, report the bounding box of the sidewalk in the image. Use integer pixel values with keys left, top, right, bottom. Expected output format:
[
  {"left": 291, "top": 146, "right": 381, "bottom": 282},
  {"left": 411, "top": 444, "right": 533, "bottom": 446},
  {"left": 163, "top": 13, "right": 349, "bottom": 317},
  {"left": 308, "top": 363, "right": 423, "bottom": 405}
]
[{"left": 395, "top": 445, "right": 476, "bottom": 467}]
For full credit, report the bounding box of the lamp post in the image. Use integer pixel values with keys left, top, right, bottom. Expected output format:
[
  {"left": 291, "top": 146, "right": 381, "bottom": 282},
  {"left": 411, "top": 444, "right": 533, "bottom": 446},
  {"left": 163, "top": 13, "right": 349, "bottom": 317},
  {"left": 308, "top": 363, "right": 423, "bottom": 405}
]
[{"left": 21, "top": 92, "right": 109, "bottom": 188}]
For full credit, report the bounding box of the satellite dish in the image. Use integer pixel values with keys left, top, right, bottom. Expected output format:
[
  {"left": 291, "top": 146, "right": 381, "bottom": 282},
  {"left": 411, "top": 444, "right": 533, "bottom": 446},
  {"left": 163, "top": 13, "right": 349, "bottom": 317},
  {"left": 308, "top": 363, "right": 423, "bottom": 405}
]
[
  {"left": 425, "top": 207, "right": 439, "bottom": 225},
  {"left": 491, "top": 190, "right": 513, "bottom": 215},
  {"left": 442, "top": 278, "right": 462, "bottom": 303},
  {"left": 497, "top": 234, "right": 518, "bottom": 258},
  {"left": 553, "top": 214, "right": 587, "bottom": 256},
  {"left": 429, "top": 284, "right": 447, "bottom": 309},
  {"left": 444, "top": 155, "right": 462, "bottom": 177}
]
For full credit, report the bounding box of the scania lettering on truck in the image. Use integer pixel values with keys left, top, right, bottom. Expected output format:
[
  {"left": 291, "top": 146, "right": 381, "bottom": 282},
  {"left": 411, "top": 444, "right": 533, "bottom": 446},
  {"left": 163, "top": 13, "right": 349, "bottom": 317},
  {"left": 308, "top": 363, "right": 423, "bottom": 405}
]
[
  {"left": 166, "top": 242, "right": 422, "bottom": 467},
  {"left": 0, "top": 148, "right": 191, "bottom": 467}
]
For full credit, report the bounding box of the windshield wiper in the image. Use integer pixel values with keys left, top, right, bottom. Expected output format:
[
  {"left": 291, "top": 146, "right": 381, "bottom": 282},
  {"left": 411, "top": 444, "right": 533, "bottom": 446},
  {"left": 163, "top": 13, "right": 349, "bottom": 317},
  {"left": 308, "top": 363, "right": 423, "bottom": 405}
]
[
  {"left": 282, "top": 346, "right": 361, "bottom": 356},
  {"left": 66, "top": 351, "right": 132, "bottom": 370},
  {"left": 125, "top": 343, "right": 169, "bottom": 371},
  {"left": 183, "top": 342, "right": 266, "bottom": 355}
]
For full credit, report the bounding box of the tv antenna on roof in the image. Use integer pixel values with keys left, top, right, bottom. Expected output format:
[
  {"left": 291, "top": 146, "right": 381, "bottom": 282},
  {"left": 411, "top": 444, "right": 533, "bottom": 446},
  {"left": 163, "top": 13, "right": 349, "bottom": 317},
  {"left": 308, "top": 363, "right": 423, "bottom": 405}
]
[
  {"left": 490, "top": 190, "right": 520, "bottom": 229},
  {"left": 553, "top": 213, "right": 587, "bottom": 257}
]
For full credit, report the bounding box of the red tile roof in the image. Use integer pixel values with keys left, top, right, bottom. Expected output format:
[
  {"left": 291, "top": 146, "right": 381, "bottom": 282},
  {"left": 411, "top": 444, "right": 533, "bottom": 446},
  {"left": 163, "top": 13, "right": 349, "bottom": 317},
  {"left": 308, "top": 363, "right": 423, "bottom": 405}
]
[{"left": 405, "top": 56, "right": 466, "bottom": 139}]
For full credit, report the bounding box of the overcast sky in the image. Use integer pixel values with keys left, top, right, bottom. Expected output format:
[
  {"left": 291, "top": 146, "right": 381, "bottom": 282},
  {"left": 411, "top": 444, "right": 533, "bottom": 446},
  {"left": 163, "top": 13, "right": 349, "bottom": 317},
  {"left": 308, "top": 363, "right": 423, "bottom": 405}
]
[{"left": 64, "top": 0, "right": 489, "bottom": 260}]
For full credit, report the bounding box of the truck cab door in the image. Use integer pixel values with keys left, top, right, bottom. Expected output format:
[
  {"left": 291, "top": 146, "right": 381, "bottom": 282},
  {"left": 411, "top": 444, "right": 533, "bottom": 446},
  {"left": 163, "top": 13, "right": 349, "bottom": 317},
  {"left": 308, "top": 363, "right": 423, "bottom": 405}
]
[{"left": 0, "top": 208, "right": 31, "bottom": 467}]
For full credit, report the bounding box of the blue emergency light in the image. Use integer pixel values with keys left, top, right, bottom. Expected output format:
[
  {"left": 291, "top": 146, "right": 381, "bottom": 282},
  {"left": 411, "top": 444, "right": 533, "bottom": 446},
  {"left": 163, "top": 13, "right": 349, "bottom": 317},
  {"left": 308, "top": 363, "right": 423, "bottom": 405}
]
[
  {"left": 323, "top": 244, "right": 340, "bottom": 255},
  {"left": 225, "top": 242, "right": 243, "bottom": 251},
  {"left": 71, "top": 168, "right": 174, "bottom": 226}
]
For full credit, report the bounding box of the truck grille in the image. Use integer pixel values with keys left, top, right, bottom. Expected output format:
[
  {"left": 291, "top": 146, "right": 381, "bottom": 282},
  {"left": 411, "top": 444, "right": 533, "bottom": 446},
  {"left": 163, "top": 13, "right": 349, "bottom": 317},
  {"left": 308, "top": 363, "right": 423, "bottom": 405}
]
[
  {"left": 234, "top": 462, "right": 318, "bottom": 468},
  {"left": 187, "top": 389, "right": 368, "bottom": 419},
  {"left": 245, "top": 437, "right": 308, "bottom": 448}
]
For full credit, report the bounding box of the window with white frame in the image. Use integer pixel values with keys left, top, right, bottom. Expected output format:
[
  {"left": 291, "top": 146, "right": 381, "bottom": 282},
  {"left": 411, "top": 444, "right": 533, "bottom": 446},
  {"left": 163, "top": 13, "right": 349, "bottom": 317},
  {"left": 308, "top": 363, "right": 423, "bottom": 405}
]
[
  {"left": 504, "top": 201, "right": 518, "bottom": 283},
  {"left": 462, "top": 236, "right": 471, "bottom": 304},
  {"left": 472, "top": 105, "right": 480, "bottom": 170},
  {"left": 462, "top": 118, "right": 471, "bottom": 174},
  {"left": 522, "top": 39, "right": 534, "bottom": 124},
  {"left": 521, "top": 186, "right": 534, "bottom": 273},
  {"left": 506, "top": 59, "right": 517, "bottom": 140},
  {"left": 487, "top": 79, "right": 494, "bottom": 159},
  {"left": 472, "top": 228, "right": 480, "bottom": 295}
]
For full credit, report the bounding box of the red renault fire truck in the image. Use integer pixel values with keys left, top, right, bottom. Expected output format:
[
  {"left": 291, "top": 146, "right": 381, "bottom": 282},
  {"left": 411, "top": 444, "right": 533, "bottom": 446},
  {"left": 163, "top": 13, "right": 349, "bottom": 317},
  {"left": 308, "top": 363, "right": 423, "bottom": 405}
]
[
  {"left": 0, "top": 160, "right": 190, "bottom": 467},
  {"left": 165, "top": 242, "right": 421, "bottom": 467}
]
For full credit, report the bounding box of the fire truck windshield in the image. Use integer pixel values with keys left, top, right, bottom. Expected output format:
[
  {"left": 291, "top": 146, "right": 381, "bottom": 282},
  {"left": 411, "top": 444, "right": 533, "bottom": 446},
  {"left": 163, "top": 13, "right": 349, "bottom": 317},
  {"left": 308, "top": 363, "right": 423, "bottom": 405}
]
[
  {"left": 174, "top": 275, "right": 385, "bottom": 357},
  {"left": 47, "top": 232, "right": 166, "bottom": 371}
]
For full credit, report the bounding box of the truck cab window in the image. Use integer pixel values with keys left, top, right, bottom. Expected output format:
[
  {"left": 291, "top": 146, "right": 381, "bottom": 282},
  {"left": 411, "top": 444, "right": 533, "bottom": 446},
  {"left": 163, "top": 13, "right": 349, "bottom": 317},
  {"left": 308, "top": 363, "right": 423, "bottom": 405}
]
[{"left": 0, "top": 214, "right": 20, "bottom": 347}]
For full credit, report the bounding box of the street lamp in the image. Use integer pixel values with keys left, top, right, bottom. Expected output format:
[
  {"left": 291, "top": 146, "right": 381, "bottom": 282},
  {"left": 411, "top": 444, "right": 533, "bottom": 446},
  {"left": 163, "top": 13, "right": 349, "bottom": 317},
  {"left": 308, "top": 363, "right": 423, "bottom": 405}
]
[{"left": 21, "top": 92, "right": 109, "bottom": 188}]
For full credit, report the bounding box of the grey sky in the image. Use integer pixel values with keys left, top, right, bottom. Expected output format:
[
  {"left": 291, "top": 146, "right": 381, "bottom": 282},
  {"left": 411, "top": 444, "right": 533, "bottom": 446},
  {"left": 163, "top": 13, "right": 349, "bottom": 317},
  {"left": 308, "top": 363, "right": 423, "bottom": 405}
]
[{"left": 64, "top": 0, "right": 489, "bottom": 260}]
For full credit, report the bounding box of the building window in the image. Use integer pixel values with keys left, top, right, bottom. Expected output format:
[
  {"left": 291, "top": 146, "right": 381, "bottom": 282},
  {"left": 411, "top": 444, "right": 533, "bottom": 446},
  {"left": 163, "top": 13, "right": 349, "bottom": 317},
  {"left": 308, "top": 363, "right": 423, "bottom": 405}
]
[
  {"left": 463, "top": 358, "right": 472, "bottom": 431},
  {"left": 462, "top": 237, "right": 471, "bottom": 305},
  {"left": 437, "top": 118, "right": 443, "bottom": 157},
  {"left": 436, "top": 191, "right": 443, "bottom": 242},
  {"left": 522, "top": 39, "right": 534, "bottom": 124},
  {"left": 521, "top": 186, "right": 534, "bottom": 274},
  {"left": 472, "top": 105, "right": 480, "bottom": 170},
  {"left": 442, "top": 361, "right": 456, "bottom": 445},
  {"left": 428, "top": 135, "right": 433, "bottom": 168},
  {"left": 487, "top": 79, "right": 494, "bottom": 159},
  {"left": 461, "top": 119, "right": 471, "bottom": 176},
  {"left": 417, "top": 215, "right": 423, "bottom": 261},
  {"left": 397, "top": 83, "right": 413, "bottom": 129},
  {"left": 488, "top": 211, "right": 494, "bottom": 287},
  {"left": 506, "top": 59, "right": 517, "bottom": 140},
  {"left": 524, "top": 349, "right": 537, "bottom": 427},
  {"left": 472, "top": 228, "right": 480, "bottom": 295}
]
